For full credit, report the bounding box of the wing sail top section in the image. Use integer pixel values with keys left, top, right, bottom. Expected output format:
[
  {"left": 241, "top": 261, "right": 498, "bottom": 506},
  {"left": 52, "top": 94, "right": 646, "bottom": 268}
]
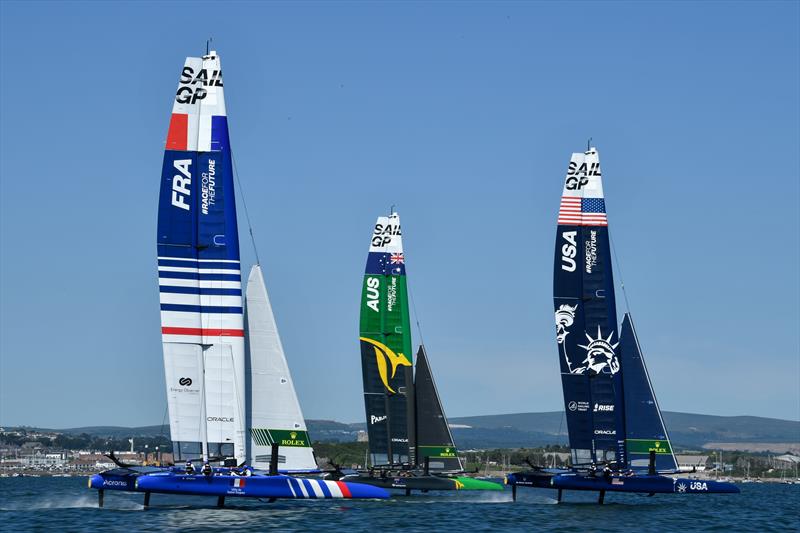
[
  {"left": 414, "top": 345, "right": 463, "bottom": 472},
  {"left": 157, "top": 52, "right": 244, "bottom": 462},
  {"left": 245, "top": 265, "right": 317, "bottom": 472},
  {"left": 553, "top": 148, "right": 626, "bottom": 468},
  {"left": 166, "top": 52, "right": 227, "bottom": 152},
  {"left": 620, "top": 314, "right": 678, "bottom": 472},
  {"left": 359, "top": 213, "right": 414, "bottom": 466}
]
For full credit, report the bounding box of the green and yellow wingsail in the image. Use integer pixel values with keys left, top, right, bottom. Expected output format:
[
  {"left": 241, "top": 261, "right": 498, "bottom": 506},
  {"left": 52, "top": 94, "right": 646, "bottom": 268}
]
[
  {"left": 359, "top": 212, "right": 414, "bottom": 466},
  {"left": 357, "top": 212, "right": 502, "bottom": 490}
]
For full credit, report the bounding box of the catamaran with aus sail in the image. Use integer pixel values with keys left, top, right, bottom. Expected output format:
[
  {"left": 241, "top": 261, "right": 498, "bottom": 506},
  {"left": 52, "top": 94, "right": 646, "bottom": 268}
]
[
  {"left": 87, "top": 49, "right": 388, "bottom": 505},
  {"left": 336, "top": 212, "right": 501, "bottom": 493},
  {"left": 505, "top": 146, "right": 739, "bottom": 503}
]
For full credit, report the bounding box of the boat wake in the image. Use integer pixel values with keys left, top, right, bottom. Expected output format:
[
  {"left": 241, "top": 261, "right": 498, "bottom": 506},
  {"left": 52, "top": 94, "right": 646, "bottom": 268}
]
[{"left": 1, "top": 493, "right": 141, "bottom": 511}]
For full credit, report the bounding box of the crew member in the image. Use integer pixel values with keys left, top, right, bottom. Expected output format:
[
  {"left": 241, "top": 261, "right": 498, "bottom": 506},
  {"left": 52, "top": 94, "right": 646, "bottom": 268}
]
[
  {"left": 202, "top": 462, "right": 213, "bottom": 476},
  {"left": 185, "top": 461, "right": 195, "bottom": 474}
]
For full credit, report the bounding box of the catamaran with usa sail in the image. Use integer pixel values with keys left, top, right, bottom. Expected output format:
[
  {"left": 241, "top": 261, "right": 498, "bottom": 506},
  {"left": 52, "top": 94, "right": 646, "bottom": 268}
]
[
  {"left": 87, "top": 49, "right": 388, "bottom": 506},
  {"left": 505, "top": 146, "right": 739, "bottom": 503},
  {"left": 337, "top": 212, "right": 502, "bottom": 493}
]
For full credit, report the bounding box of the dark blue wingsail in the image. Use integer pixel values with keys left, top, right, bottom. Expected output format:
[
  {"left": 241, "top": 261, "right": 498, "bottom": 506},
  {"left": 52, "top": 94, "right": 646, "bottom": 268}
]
[
  {"left": 553, "top": 148, "right": 627, "bottom": 468},
  {"left": 620, "top": 313, "right": 678, "bottom": 472}
]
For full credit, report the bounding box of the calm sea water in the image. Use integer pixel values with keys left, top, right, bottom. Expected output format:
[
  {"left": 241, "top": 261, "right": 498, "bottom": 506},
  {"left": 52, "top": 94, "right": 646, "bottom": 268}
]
[{"left": 1, "top": 477, "right": 798, "bottom": 532}]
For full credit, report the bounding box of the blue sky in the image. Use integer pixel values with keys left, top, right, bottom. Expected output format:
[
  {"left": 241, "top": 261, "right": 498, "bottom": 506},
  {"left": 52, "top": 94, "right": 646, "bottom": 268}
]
[{"left": 1, "top": 1, "right": 798, "bottom": 428}]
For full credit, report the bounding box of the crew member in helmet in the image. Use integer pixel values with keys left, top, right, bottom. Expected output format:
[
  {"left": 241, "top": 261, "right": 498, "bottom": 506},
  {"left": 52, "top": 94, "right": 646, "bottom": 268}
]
[
  {"left": 185, "top": 460, "right": 195, "bottom": 474},
  {"left": 202, "top": 462, "right": 213, "bottom": 476}
]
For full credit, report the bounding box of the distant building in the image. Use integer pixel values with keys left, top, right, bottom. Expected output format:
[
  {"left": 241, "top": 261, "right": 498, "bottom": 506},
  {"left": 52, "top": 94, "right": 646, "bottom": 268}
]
[
  {"left": 774, "top": 454, "right": 799, "bottom": 468},
  {"left": 676, "top": 454, "right": 709, "bottom": 472}
]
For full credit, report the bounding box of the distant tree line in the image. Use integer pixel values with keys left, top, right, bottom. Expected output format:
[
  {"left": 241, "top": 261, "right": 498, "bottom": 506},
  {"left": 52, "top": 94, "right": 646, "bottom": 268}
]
[{"left": 0, "top": 431, "right": 172, "bottom": 454}]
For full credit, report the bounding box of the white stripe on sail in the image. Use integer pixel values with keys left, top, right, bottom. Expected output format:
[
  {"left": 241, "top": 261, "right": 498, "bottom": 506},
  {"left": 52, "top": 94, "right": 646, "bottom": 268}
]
[
  {"left": 160, "top": 293, "right": 243, "bottom": 308},
  {"left": 159, "top": 279, "right": 242, "bottom": 289},
  {"left": 158, "top": 257, "right": 241, "bottom": 264},
  {"left": 161, "top": 311, "right": 243, "bottom": 329},
  {"left": 158, "top": 266, "right": 241, "bottom": 275}
]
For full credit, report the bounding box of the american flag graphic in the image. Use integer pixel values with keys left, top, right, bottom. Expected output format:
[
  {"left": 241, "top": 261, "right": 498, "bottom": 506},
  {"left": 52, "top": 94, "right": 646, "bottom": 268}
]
[
  {"left": 557, "top": 197, "right": 608, "bottom": 226},
  {"left": 390, "top": 253, "right": 405, "bottom": 264}
]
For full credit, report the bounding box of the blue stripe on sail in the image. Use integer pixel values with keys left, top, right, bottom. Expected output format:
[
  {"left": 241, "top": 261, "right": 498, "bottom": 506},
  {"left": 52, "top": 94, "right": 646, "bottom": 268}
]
[
  {"left": 158, "top": 271, "right": 241, "bottom": 281},
  {"left": 158, "top": 286, "right": 242, "bottom": 296},
  {"left": 317, "top": 480, "right": 332, "bottom": 498},
  {"left": 158, "top": 259, "right": 240, "bottom": 270},
  {"left": 160, "top": 304, "right": 243, "bottom": 314},
  {"left": 211, "top": 115, "right": 230, "bottom": 152}
]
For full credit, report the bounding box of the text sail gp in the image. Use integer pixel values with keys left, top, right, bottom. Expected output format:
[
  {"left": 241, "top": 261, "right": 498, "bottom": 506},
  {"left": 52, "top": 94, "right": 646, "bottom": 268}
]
[{"left": 156, "top": 50, "right": 245, "bottom": 463}]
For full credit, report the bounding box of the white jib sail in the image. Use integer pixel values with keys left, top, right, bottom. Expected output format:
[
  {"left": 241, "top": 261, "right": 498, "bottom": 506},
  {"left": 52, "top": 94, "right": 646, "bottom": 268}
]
[{"left": 245, "top": 265, "right": 317, "bottom": 471}]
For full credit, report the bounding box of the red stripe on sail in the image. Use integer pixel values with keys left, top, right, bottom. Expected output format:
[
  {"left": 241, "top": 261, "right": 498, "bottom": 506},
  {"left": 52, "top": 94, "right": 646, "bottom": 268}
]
[
  {"left": 161, "top": 327, "right": 244, "bottom": 337},
  {"left": 336, "top": 481, "right": 352, "bottom": 498},
  {"left": 166, "top": 113, "right": 188, "bottom": 150}
]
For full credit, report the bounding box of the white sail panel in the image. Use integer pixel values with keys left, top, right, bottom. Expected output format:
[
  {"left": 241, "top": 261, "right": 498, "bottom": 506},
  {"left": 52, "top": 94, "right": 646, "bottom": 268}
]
[
  {"left": 561, "top": 148, "right": 604, "bottom": 199},
  {"left": 163, "top": 343, "right": 205, "bottom": 444},
  {"left": 245, "top": 265, "right": 317, "bottom": 472},
  {"left": 168, "top": 52, "right": 227, "bottom": 152},
  {"left": 203, "top": 343, "right": 243, "bottom": 450},
  {"left": 368, "top": 213, "right": 403, "bottom": 254}
]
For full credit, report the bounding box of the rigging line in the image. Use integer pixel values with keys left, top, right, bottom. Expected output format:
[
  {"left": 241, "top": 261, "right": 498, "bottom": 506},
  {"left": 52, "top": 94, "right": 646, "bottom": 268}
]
[
  {"left": 608, "top": 229, "right": 632, "bottom": 316},
  {"left": 407, "top": 276, "right": 425, "bottom": 348},
  {"left": 230, "top": 147, "right": 261, "bottom": 266},
  {"left": 160, "top": 405, "right": 169, "bottom": 439}
]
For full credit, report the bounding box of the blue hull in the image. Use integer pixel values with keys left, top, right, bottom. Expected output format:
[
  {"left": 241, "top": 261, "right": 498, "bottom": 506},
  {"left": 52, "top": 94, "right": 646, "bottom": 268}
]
[
  {"left": 506, "top": 470, "right": 740, "bottom": 494},
  {"left": 89, "top": 469, "right": 389, "bottom": 500}
]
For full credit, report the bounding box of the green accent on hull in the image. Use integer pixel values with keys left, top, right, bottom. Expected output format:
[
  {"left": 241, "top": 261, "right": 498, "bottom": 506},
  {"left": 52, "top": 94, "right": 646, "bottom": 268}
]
[
  {"left": 626, "top": 438, "right": 673, "bottom": 454},
  {"left": 454, "top": 477, "right": 504, "bottom": 491},
  {"left": 251, "top": 428, "right": 311, "bottom": 448},
  {"left": 417, "top": 445, "right": 458, "bottom": 459}
]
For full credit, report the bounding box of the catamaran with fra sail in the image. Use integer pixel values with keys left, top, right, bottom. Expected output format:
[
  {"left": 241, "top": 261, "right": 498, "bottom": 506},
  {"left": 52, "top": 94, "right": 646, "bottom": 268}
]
[
  {"left": 504, "top": 146, "right": 739, "bottom": 503},
  {"left": 87, "top": 49, "right": 389, "bottom": 506}
]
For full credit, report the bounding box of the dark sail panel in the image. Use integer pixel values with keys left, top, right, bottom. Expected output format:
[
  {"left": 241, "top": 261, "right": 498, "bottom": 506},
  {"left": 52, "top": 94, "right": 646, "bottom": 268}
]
[
  {"left": 359, "top": 213, "right": 413, "bottom": 465},
  {"left": 553, "top": 148, "right": 626, "bottom": 468},
  {"left": 414, "top": 346, "right": 463, "bottom": 472},
  {"left": 620, "top": 314, "right": 678, "bottom": 472}
]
